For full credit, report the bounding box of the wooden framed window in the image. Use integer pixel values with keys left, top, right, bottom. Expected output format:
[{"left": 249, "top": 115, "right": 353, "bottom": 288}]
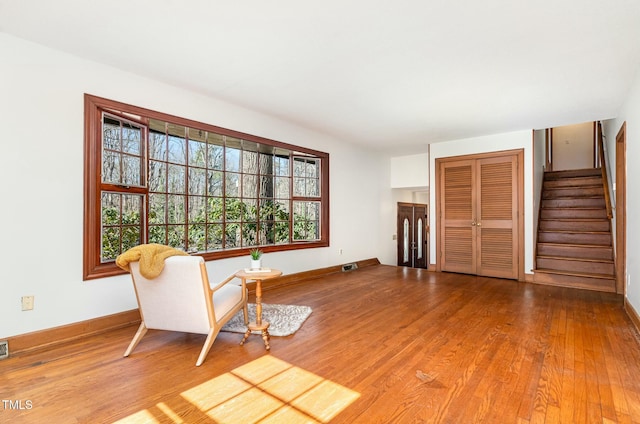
[{"left": 84, "top": 94, "right": 329, "bottom": 280}]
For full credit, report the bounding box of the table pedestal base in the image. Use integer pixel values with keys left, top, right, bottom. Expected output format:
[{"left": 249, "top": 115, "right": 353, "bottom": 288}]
[{"left": 240, "top": 321, "right": 270, "bottom": 350}]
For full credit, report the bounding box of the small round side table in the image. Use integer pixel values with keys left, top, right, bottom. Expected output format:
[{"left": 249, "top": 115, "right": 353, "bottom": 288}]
[{"left": 234, "top": 268, "right": 282, "bottom": 350}]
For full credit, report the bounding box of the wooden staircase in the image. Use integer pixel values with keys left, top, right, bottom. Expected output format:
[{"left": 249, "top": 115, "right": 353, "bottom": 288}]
[{"left": 533, "top": 168, "right": 616, "bottom": 292}]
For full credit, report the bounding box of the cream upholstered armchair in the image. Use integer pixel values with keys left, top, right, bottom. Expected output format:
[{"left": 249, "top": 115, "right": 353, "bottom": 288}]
[{"left": 123, "top": 255, "right": 248, "bottom": 366}]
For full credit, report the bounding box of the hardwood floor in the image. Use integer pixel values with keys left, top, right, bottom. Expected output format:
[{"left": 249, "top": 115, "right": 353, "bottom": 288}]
[{"left": 3, "top": 265, "right": 640, "bottom": 423}]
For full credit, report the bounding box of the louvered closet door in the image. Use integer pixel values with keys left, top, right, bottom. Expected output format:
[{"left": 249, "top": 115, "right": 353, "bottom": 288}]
[
  {"left": 440, "top": 160, "right": 476, "bottom": 274},
  {"left": 476, "top": 155, "right": 518, "bottom": 279},
  {"left": 439, "top": 153, "right": 519, "bottom": 279}
]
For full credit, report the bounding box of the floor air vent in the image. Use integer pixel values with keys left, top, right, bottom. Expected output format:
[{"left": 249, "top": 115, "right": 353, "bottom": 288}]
[
  {"left": 0, "top": 341, "right": 8, "bottom": 360},
  {"left": 341, "top": 263, "right": 358, "bottom": 272}
]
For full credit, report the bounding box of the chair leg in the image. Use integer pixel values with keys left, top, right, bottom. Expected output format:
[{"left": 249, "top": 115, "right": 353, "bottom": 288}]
[
  {"left": 124, "top": 322, "right": 148, "bottom": 357},
  {"left": 196, "top": 329, "right": 218, "bottom": 366}
]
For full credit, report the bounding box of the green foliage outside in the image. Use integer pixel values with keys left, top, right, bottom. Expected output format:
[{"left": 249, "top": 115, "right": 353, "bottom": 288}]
[{"left": 101, "top": 197, "right": 317, "bottom": 262}]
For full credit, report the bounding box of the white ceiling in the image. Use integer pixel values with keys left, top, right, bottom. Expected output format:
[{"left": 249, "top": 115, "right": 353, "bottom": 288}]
[{"left": 2, "top": 0, "right": 640, "bottom": 154}]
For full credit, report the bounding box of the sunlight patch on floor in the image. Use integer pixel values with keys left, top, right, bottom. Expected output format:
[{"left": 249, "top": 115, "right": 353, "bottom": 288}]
[{"left": 113, "top": 355, "right": 360, "bottom": 423}]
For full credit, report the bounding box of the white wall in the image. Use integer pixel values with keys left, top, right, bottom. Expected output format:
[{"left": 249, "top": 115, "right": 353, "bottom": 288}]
[
  {"left": 428, "top": 130, "right": 534, "bottom": 273},
  {"left": 0, "top": 33, "right": 394, "bottom": 339},
  {"left": 551, "top": 122, "right": 594, "bottom": 170},
  {"left": 390, "top": 153, "right": 428, "bottom": 188},
  {"left": 603, "top": 64, "right": 640, "bottom": 315}
]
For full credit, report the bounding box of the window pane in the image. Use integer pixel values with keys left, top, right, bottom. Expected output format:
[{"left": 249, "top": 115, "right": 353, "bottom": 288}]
[
  {"left": 103, "top": 117, "right": 120, "bottom": 150},
  {"left": 188, "top": 224, "right": 205, "bottom": 253},
  {"left": 417, "top": 218, "right": 423, "bottom": 259},
  {"left": 100, "top": 192, "right": 142, "bottom": 263},
  {"left": 149, "top": 161, "right": 167, "bottom": 192},
  {"left": 274, "top": 200, "right": 290, "bottom": 220},
  {"left": 226, "top": 173, "right": 240, "bottom": 196},
  {"left": 149, "top": 225, "right": 166, "bottom": 244},
  {"left": 101, "top": 192, "right": 120, "bottom": 225},
  {"left": 122, "top": 123, "right": 141, "bottom": 155},
  {"left": 189, "top": 168, "right": 206, "bottom": 196},
  {"left": 243, "top": 174, "right": 258, "bottom": 198},
  {"left": 243, "top": 199, "right": 257, "bottom": 221},
  {"left": 188, "top": 196, "right": 206, "bottom": 222},
  {"left": 149, "top": 193, "right": 166, "bottom": 224},
  {"left": 122, "top": 155, "right": 141, "bottom": 186},
  {"left": 242, "top": 148, "right": 258, "bottom": 173},
  {"left": 122, "top": 226, "right": 141, "bottom": 252},
  {"left": 260, "top": 220, "right": 276, "bottom": 245},
  {"left": 274, "top": 155, "right": 289, "bottom": 176},
  {"left": 208, "top": 197, "right": 224, "bottom": 222},
  {"left": 293, "top": 177, "right": 305, "bottom": 196},
  {"left": 167, "top": 124, "right": 186, "bottom": 164},
  {"left": 102, "top": 150, "right": 121, "bottom": 184},
  {"left": 225, "top": 223, "right": 241, "bottom": 248},
  {"left": 260, "top": 176, "right": 274, "bottom": 198},
  {"left": 259, "top": 199, "right": 275, "bottom": 221},
  {"left": 275, "top": 222, "right": 290, "bottom": 244},
  {"left": 207, "top": 224, "right": 223, "bottom": 250},
  {"left": 274, "top": 177, "right": 290, "bottom": 199},
  {"left": 306, "top": 178, "right": 319, "bottom": 197},
  {"left": 167, "top": 195, "right": 186, "bottom": 224},
  {"left": 207, "top": 170, "right": 223, "bottom": 196},
  {"left": 207, "top": 133, "right": 224, "bottom": 170},
  {"left": 101, "top": 227, "right": 120, "bottom": 262},
  {"left": 167, "top": 225, "right": 185, "bottom": 249},
  {"left": 242, "top": 223, "right": 257, "bottom": 247},
  {"left": 167, "top": 164, "right": 185, "bottom": 194},
  {"left": 403, "top": 218, "right": 409, "bottom": 262},
  {"left": 188, "top": 135, "right": 207, "bottom": 168},
  {"left": 149, "top": 125, "right": 167, "bottom": 161},
  {"left": 225, "top": 198, "right": 242, "bottom": 221},
  {"left": 293, "top": 158, "right": 305, "bottom": 177},
  {"left": 225, "top": 138, "right": 241, "bottom": 171},
  {"left": 259, "top": 152, "right": 274, "bottom": 175},
  {"left": 189, "top": 140, "right": 207, "bottom": 168},
  {"left": 306, "top": 159, "right": 319, "bottom": 177}
]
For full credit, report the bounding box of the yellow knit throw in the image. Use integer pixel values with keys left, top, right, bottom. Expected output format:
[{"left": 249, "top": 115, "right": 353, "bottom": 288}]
[{"left": 116, "top": 244, "right": 189, "bottom": 279}]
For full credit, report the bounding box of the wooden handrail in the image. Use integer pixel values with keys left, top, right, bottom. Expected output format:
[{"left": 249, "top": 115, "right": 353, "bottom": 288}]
[{"left": 597, "top": 121, "right": 613, "bottom": 219}]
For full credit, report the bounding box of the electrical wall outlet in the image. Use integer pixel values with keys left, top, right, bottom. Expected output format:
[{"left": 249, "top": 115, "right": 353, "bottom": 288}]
[{"left": 21, "top": 296, "right": 34, "bottom": 311}]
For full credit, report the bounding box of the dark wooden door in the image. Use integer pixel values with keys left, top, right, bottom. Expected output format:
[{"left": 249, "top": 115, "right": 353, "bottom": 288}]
[{"left": 397, "top": 203, "right": 428, "bottom": 268}]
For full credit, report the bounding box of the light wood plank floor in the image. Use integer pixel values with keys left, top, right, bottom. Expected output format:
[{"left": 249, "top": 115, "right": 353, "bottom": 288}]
[{"left": 3, "top": 265, "right": 640, "bottom": 423}]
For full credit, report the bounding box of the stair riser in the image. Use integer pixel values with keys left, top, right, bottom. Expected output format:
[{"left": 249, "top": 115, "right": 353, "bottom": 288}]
[
  {"left": 539, "top": 220, "right": 610, "bottom": 232},
  {"left": 542, "top": 187, "right": 604, "bottom": 198},
  {"left": 542, "top": 198, "right": 605, "bottom": 208},
  {"left": 540, "top": 209, "right": 608, "bottom": 219},
  {"left": 538, "top": 232, "right": 611, "bottom": 245},
  {"left": 544, "top": 177, "right": 603, "bottom": 188},
  {"left": 533, "top": 272, "right": 616, "bottom": 292},
  {"left": 536, "top": 257, "right": 614, "bottom": 275},
  {"left": 545, "top": 169, "right": 602, "bottom": 179},
  {"left": 537, "top": 244, "right": 613, "bottom": 260}
]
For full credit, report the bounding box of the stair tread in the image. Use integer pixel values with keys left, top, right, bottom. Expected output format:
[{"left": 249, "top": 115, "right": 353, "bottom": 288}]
[
  {"left": 540, "top": 218, "right": 608, "bottom": 221},
  {"left": 538, "top": 242, "right": 612, "bottom": 248},
  {"left": 538, "top": 230, "right": 611, "bottom": 234},
  {"left": 537, "top": 255, "right": 614, "bottom": 264}
]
